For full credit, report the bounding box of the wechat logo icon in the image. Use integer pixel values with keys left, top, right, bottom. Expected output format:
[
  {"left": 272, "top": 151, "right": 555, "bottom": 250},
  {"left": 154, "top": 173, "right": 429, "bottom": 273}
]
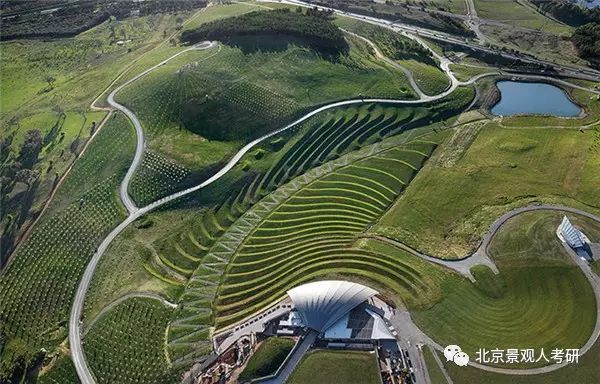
[{"left": 444, "top": 345, "right": 470, "bottom": 367}]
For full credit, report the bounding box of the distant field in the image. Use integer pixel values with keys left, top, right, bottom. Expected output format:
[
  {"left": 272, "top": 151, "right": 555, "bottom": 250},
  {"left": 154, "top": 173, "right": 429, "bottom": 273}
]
[
  {"left": 474, "top": 0, "right": 572, "bottom": 34},
  {"left": 375, "top": 123, "right": 600, "bottom": 258},
  {"left": 287, "top": 349, "right": 380, "bottom": 384},
  {"left": 412, "top": 211, "right": 597, "bottom": 368}
]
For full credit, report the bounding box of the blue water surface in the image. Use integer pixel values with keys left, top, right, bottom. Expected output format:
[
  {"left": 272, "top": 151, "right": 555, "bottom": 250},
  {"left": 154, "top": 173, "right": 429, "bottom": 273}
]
[{"left": 491, "top": 81, "right": 581, "bottom": 117}]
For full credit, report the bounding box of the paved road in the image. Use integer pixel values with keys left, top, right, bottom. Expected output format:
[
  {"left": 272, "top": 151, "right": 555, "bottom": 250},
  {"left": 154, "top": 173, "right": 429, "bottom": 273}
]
[
  {"left": 342, "top": 28, "right": 430, "bottom": 99},
  {"left": 262, "top": 0, "right": 600, "bottom": 81},
  {"left": 363, "top": 234, "right": 498, "bottom": 282}
]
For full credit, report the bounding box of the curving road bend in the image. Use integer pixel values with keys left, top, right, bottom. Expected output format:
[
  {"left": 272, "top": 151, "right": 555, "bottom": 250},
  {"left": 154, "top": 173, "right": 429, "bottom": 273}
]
[
  {"left": 390, "top": 204, "right": 600, "bottom": 376},
  {"left": 69, "top": 26, "right": 600, "bottom": 384},
  {"left": 107, "top": 41, "right": 218, "bottom": 214}
]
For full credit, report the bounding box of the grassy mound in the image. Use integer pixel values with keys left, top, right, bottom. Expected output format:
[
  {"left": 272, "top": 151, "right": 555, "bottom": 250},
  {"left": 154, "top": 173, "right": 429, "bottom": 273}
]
[
  {"left": 412, "top": 211, "right": 597, "bottom": 368},
  {"left": 239, "top": 337, "right": 295, "bottom": 382}
]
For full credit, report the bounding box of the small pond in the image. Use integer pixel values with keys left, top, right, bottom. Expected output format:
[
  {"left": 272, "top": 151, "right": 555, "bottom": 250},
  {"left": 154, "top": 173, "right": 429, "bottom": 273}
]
[{"left": 491, "top": 81, "right": 582, "bottom": 117}]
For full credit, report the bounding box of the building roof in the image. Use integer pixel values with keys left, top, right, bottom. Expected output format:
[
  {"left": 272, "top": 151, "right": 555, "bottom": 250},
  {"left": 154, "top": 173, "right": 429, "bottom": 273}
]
[
  {"left": 287, "top": 280, "right": 378, "bottom": 332},
  {"left": 558, "top": 216, "right": 585, "bottom": 248}
]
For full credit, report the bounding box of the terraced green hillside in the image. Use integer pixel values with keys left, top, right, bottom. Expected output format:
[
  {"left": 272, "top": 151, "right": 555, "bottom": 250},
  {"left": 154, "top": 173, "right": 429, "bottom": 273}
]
[{"left": 215, "top": 138, "right": 438, "bottom": 326}]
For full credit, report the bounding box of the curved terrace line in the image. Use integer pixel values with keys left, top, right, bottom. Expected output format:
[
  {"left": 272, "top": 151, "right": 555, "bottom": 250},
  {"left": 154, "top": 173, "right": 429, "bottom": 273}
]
[{"left": 68, "top": 20, "right": 600, "bottom": 384}]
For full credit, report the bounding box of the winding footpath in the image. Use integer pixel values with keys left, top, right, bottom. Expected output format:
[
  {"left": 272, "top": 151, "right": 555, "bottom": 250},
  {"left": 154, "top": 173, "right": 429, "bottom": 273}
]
[{"left": 67, "top": 22, "right": 600, "bottom": 384}]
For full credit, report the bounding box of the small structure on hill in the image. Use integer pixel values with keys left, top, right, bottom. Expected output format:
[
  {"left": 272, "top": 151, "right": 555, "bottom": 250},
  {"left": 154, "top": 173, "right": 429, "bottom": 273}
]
[{"left": 557, "top": 216, "right": 592, "bottom": 261}]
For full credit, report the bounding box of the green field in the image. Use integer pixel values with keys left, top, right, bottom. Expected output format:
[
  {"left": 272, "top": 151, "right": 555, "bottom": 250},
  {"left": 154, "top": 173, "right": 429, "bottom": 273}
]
[
  {"left": 239, "top": 337, "right": 295, "bottom": 381},
  {"left": 412, "top": 211, "right": 597, "bottom": 368},
  {"left": 473, "top": 0, "right": 572, "bottom": 34},
  {"left": 287, "top": 349, "right": 380, "bottom": 384},
  {"left": 376, "top": 123, "right": 600, "bottom": 258},
  {"left": 0, "top": 114, "right": 134, "bottom": 380}
]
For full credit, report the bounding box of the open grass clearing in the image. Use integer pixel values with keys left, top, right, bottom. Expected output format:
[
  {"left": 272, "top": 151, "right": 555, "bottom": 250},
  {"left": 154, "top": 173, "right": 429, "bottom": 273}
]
[
  {"left": 375, "top": 123, "right": 600, "bottom": 258},
  {"left": 287, "top": 349, "right": 380, "bottom": 384},
  {"left": 412, "top": 210, "right": 597, "bottom": 368}
]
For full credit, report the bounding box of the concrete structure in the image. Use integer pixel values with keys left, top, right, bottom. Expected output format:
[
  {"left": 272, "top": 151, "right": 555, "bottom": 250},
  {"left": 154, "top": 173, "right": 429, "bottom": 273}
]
[
  {"left": 557, "top": 216, "right": 592, "bottom": 261},
  {"left": 287, "top": 280, "right": 379, "bottom": 333}
]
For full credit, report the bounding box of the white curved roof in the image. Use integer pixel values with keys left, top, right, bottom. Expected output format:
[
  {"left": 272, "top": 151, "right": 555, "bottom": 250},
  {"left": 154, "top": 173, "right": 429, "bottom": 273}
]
[{"left": 287, "top": 280, "right": 378, "bottom": 332}]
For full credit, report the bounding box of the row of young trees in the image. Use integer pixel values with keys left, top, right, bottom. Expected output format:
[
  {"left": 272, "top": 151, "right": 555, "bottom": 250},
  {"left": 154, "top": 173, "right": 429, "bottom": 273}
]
[{"left": 181, "top": 8, "right": 348, "bottom": 53}]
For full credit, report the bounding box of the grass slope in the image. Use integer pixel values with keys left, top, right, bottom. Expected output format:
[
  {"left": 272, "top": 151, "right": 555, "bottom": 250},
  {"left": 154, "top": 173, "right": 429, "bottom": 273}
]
[
  {"left": 239, "top": 337, "right": 295, "bottom": 381},
  {"left": 84, "top": 298, "right": 175, "bottom": 384},
  {"left": 376, "top": 123, "right": 600, "bottom": 258},
  {"left": 412, "top": 211, "right": 597, "bottom": 368},
  {"left": 287, "top": 349, "right": 380, "bottom": 384}
]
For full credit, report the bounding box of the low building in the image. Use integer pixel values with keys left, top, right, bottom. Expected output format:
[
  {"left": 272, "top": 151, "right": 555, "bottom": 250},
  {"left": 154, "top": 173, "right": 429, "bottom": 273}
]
[{"left": 557, "top": 216, "right": 593, "bottom": 261}]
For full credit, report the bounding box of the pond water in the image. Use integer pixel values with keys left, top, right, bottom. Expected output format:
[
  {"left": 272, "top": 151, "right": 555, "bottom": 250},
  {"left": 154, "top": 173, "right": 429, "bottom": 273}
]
[{"left": 491, "top": 81, "right": 581, "bottom": 117}]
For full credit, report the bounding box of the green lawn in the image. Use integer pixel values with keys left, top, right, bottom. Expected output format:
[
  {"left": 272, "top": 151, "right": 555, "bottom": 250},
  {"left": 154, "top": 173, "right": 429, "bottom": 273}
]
[
  {"left": 412, "top": 211, "right": 597, "bottom": 368},
  {"left": 422, "top": 346, "right": 448, "bottom": 384},
  {"left": 287, "top": 350, "right": 380, "bottom": 384},
  {"left": 239, "top": 337, "right": 295, "bottom": 381},
  {"left": 440, "top": 335, "right": 600, "bottom": 383},
  {"left": 375, "top": 123, "right": 600, "bottom": 258}
]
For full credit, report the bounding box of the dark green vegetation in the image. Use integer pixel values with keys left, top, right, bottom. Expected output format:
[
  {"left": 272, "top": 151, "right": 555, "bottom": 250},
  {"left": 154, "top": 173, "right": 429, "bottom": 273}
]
[
  {"left": 287, "top": 349, "right": 380, "bottom": 384},
  {"left": 129, "top": 150, "right": 192, "bottom": 206},
  {"left": 182, "top": 8, "right": 348, "bottom": 54},
  {"left": 84, "top": 298, "right": 176, "bottom": 384},
  {"left": 1, "top": 0, "right": 205, "bottom": 40},
  {"left": 377, "top": 123, "right": 600, "bottom": 258},
  {"left": 314, "top": 0, "right": 473, "bottom": 36},
  {"left": 412, "top": 211, "right": 597, "bottom": 368},
  {"left": 0, "top": 114, "right": 135, "bottom": 382},
  {"left": 572, "top": 23, "right": 600, "bottom": 61},
  {"left": 530, "top": 0, "right": 600, "bottom": 27},
  {"left": 238, "top": 337, "right": 295, "bottom": 381}
]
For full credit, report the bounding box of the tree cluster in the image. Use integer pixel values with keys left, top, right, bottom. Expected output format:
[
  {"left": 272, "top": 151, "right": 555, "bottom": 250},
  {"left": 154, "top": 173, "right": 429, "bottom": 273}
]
[
  {"left": 180, "top": 8, "right": 348, "bottom": 52},
  {"left": 572, "top": 22, "right": 600, "bottom": 61},
  {"left": 531, "top": 0, "right": 600, "bottom": 26},
  {"left": 1, "top": 130, "right": 43, "bottom": 268},
  {"left": 1, "top": 0, "right": 207, "bottom": 41}
]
